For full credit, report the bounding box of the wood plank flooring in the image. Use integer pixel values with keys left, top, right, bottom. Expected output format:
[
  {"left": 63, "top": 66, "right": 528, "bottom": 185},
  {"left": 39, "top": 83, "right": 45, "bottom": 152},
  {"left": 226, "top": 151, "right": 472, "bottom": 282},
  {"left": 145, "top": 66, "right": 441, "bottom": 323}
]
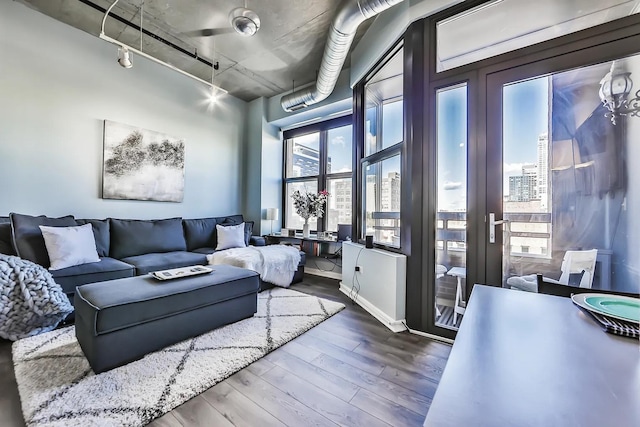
[{"left": 0, "top": 275, "right": 451, "bottom": 427}]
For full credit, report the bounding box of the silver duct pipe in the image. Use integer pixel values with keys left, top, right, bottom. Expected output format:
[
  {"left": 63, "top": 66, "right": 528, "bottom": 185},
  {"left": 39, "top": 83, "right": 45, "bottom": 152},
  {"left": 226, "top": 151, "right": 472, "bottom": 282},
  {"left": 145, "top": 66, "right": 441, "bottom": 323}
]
[{"left": 281, "top": 0, "right": 405, "bottom": 112}]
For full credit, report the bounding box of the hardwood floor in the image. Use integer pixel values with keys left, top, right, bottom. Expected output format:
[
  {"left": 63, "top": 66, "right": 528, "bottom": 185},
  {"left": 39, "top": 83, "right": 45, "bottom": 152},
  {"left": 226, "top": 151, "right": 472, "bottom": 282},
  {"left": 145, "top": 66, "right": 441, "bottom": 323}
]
[{"left": 0, "top": 275, "right": 451, "bottom": 427}]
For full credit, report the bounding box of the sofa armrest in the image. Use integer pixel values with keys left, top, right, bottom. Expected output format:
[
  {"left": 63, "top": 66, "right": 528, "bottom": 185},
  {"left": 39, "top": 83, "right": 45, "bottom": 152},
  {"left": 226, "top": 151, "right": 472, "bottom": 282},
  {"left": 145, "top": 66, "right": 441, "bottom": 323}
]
[{"left": 250, "top": 236, "right": 266, "bottom": 246}]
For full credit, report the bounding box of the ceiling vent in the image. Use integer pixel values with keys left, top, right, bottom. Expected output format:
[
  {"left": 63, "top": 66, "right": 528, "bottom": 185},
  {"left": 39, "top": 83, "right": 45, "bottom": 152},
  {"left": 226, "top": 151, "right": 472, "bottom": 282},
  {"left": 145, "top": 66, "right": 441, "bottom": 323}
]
[{"left": 281, "top": 0, "right": 405, "bottom": 112}]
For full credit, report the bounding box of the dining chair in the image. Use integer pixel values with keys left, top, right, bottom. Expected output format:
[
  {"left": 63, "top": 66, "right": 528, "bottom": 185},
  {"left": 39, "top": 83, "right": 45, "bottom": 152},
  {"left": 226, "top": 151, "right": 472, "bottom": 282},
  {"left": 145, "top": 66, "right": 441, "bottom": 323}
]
[{"left": 536, "top": 274, "right": 638, "bottom": 298}]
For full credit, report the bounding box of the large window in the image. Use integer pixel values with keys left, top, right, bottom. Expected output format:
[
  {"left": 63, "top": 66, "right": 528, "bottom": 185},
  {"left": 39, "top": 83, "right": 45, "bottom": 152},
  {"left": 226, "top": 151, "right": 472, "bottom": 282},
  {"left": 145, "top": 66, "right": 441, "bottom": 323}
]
[
  {"left": 283, "top": 117, "right": 353, "bottom": 233},
  {"left": 361, "top": 45, "right": 404, "bottom": 247}
]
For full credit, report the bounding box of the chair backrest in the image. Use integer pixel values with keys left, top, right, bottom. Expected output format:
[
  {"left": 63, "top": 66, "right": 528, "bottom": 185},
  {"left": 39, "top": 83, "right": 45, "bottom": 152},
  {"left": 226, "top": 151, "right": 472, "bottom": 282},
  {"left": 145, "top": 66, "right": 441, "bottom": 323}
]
[
  {"left": 558, "top": 249, "right": 598, "bottom": 288},
  {"left": 536, "top": 274, "right": 639, "bottom": 298}
]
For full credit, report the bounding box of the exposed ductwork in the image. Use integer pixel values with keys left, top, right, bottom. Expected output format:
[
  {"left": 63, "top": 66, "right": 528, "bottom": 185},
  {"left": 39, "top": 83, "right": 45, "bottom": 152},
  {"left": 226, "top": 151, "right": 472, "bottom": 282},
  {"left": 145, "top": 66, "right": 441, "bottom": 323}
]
[{"left": 281, "top": 0, "right": 405, "bottom": 112}]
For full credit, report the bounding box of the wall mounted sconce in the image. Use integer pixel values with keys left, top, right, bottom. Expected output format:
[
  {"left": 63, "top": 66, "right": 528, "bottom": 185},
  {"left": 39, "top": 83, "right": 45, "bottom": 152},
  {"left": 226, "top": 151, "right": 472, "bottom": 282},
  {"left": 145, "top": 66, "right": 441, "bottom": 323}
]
[{"left": 599, "top": 60, "right": 640, "bottom": 125}]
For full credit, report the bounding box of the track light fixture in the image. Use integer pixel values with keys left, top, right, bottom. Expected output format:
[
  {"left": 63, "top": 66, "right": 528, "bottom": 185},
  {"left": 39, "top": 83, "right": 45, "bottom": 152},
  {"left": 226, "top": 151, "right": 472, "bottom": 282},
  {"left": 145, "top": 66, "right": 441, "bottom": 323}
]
[
  {"left": 99, "top": 0, "right": 228, "bottom": 95},
  {"left": 117, "top": 47, "right": 132, "bottom": 68}
]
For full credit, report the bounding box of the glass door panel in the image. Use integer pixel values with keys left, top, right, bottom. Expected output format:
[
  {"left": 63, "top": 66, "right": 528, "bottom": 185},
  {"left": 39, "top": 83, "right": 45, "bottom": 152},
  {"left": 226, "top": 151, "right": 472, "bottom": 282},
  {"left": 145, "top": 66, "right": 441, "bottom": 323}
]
[
  {"left": 435, "top": 83, "right": 468, "bottom": 330},
  {"left": 493, "top": 55, "right": 638, "bottom": 294}
]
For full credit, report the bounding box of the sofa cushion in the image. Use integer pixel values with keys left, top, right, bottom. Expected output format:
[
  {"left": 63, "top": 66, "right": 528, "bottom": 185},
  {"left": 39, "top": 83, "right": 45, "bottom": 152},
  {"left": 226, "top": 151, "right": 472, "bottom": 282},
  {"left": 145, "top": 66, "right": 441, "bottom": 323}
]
[
  {"left": 0, "top": 217, "right": 15, "bottom": 256},
  {"left": 76, "top": 219, "right": 110, "bottom": 257},
  {"left": 39, "top": 224, "right": 101, "bottom": 271},
  {"left": 183, "top": 218, "right": 217, "bottom": 251},
  {"left": 51, "top": 257, "right": 135, "bottom": 295},
  {"left": 110, "top": 218, "right": 186, "bottom": 259},
  {"left": 191, "top": 247, "right": 216, "bottom": 255},
  {"left": 121, "top": 251, "right": 207, "bottom": 275},
  {"left": 216, "top": 214, "right": 244, "bottom": 225},
  {"left": 10, "top": 213, "right": 77, "bottom": 267}
]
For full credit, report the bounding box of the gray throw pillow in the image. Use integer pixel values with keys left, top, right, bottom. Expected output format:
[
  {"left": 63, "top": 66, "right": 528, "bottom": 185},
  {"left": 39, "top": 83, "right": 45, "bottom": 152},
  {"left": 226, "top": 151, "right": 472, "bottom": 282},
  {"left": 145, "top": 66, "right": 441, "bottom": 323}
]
[
  {"left": 183, "top": 218, "right": 217, "bottom": 251},
  {"left": 0, "top": 218, "right": 15, "bottom": 255},
  {"left": 10, "top": 213, "right": 77, "bottom": 267}
]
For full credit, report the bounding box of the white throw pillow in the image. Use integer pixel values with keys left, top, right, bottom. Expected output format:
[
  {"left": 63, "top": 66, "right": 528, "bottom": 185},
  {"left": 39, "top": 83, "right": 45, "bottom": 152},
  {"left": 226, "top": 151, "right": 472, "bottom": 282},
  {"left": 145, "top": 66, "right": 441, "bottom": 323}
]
[
  {"left": 39, "top": 224, "right": 101, "bottom": 271},
  {"left": 216, "top": 223, "right": 247, "bottom": 251}
]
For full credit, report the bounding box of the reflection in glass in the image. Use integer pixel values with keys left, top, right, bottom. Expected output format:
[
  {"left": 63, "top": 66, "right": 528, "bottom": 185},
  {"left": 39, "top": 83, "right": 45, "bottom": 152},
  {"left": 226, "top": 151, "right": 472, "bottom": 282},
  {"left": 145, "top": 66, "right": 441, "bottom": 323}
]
[
  {"left": 503, "top": 54, "right": 638, "bottom": 294},
  {"left": 435, "top": 84, "right": 467, "bottom": 331},
  {"left": 364, "top": 155, "right": 401, "bottom": 246},
  {"left": 364, "top": 47, "right": 403, "bottom": 156},
  {"left": 286, "top": 133, "right": 320, "bottom": 178}
]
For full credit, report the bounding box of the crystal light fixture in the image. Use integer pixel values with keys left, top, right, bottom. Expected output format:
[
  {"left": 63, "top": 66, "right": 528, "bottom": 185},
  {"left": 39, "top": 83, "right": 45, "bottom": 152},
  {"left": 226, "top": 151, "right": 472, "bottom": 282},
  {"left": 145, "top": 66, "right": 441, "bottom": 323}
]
[{"left": 599, "top": 61, "right": 640, "bottom": 125}]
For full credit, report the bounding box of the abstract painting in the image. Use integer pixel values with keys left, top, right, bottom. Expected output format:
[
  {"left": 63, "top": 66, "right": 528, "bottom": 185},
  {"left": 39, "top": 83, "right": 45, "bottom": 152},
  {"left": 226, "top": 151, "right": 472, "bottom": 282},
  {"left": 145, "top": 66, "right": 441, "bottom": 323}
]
[{"left": 102, "top": 121, "right": 185, "bottom": 202}]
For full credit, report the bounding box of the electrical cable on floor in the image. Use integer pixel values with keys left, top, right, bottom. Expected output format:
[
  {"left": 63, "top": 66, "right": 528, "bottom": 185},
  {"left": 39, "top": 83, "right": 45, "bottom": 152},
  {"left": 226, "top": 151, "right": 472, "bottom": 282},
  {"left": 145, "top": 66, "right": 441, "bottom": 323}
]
[{"left": 349, "top": 247, "right": 364, "bottom": 305}]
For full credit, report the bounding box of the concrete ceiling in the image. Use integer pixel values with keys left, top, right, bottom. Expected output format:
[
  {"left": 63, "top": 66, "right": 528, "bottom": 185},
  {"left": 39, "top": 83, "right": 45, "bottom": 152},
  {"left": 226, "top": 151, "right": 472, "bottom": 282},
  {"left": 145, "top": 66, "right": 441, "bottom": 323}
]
[{"left": 19, "top": 0, "right": 373, "bottom": 101}]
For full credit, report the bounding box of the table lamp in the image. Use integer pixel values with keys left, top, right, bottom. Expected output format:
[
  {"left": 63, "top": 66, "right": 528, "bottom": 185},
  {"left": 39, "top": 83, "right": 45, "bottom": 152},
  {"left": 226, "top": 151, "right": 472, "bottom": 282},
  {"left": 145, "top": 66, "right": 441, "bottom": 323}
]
[{"left": 265, "top": 208, "right": 279, "bottom": 235}]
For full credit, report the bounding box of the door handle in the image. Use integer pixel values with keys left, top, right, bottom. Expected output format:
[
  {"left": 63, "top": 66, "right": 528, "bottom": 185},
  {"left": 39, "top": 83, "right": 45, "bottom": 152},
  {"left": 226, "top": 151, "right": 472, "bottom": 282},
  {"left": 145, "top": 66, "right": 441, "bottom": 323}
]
[{"left": 489, "top": 213, "right": 508, "bottom": 244}]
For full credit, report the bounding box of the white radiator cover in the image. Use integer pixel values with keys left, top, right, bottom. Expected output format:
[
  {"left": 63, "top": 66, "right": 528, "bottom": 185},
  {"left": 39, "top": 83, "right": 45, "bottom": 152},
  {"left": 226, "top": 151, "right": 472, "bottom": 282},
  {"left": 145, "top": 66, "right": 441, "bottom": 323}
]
[{"left": 340, "top": 241, "right": 407, "bottom": 332}]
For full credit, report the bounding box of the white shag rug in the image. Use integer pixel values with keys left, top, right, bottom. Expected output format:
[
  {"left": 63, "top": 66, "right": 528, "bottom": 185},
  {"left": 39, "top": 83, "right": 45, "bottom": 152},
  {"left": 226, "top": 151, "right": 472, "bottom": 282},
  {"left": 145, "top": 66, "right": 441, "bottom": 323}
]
[{"left": 12, "top": 287, "right": 344, "bottom": 427}]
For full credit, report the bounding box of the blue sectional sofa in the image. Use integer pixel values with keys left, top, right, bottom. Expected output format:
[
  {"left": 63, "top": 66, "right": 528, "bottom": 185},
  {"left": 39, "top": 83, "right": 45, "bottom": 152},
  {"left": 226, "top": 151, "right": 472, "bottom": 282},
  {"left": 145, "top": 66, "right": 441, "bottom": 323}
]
[{"left": 0, "top": 214, "right": 305, "bottom": 306}]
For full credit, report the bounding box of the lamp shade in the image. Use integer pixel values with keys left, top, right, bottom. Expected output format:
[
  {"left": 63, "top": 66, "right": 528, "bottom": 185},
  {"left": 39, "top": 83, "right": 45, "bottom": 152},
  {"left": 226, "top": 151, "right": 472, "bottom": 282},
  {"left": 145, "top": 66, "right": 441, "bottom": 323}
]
[{"left": 266, "top": 208, "right": 279, "bottom": 221}]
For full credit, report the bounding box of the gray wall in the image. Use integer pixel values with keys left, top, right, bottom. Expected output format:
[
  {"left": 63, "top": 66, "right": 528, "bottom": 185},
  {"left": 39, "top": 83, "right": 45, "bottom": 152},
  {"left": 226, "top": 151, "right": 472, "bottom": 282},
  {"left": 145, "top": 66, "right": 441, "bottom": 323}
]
[{"left": 0, "top": 2, "right": 248, "bottom": 220}]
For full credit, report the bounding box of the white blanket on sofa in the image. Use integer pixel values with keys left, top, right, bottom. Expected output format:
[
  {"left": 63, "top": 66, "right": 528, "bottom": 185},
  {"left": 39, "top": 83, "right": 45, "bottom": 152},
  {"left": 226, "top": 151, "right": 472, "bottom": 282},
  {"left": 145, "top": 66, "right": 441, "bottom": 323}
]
[{"left": 207, "top": 245, "right": 301, "bottom": 288}]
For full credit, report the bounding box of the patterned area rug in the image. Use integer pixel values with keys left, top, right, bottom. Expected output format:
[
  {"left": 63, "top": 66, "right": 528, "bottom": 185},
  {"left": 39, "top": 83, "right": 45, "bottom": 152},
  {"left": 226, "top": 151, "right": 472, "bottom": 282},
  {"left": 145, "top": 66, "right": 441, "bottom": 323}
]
[{"left": 12, "top": 288, "right": 344, "bottom": 427}]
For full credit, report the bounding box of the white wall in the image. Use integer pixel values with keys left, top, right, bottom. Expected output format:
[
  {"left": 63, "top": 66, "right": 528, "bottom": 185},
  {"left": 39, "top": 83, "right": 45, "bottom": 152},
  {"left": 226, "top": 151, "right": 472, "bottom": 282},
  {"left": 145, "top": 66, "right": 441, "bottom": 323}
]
[{"left": 0, "top": 2, "right": 247, "bottom": 220}]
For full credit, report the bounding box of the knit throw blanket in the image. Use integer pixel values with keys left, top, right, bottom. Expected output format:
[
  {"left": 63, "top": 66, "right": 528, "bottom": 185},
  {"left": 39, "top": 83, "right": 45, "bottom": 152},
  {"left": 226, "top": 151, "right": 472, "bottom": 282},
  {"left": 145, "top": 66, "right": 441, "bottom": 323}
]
[
  {"left": 0, "top": 254, "right": 73, "bottom": 341},
  {"left": 207, "top": 245, "right": 301, "bottom": 288}
]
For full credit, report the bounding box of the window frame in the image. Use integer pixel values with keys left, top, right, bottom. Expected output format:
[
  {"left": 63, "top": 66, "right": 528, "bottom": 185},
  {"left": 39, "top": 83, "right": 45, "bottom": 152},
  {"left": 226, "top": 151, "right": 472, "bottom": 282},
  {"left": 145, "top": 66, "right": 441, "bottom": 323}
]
[
  {"left": 357, "top": 41, "right": 406, "bottom": 250},
  {"left": 282, "top": 115, "right": 353, "bottom": 233}
]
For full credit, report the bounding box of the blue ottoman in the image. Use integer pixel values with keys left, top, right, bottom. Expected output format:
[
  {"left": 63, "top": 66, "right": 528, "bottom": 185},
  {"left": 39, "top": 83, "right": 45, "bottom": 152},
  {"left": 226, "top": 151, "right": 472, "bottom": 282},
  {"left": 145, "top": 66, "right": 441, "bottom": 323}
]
[{"left": 74, "top": 264, "right": 259, "bottom": 373}]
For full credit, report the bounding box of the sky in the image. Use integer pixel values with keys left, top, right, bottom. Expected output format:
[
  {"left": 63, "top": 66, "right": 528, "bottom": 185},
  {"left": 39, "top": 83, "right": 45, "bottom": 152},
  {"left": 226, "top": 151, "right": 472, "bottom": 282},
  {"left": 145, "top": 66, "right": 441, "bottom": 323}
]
[
  {"left": 295, "top": 76, "right": 549, "bottom": 213},
  {"left": 437, "top": 76, "right": 549, "bottom": 210}
]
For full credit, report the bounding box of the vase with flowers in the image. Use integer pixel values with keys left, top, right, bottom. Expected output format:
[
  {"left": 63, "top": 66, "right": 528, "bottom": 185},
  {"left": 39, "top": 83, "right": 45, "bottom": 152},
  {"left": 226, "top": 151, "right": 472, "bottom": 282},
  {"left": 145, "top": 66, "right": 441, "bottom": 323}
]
[{"left": 291, "top": 189, "right": 329, "bottom": 238}]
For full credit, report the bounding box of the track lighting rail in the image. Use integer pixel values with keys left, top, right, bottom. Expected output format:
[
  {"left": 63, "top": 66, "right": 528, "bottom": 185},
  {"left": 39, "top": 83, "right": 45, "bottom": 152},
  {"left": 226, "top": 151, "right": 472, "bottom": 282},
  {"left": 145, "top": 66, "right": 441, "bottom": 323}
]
[{"left": 85, "top": 0, "right": 226, "bottom": 93}]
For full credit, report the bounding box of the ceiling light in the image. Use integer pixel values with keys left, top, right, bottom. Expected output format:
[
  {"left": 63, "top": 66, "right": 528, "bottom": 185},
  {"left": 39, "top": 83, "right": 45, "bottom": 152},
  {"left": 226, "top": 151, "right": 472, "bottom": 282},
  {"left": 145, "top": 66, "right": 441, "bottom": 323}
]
[
  {"left": 229, "top": 7, "right": 261, "bottom": 37},
  {"left": 599, "top": 60, "right": 640, "bottom": 125},
  {"left": 117, "top": 47, "right": 132, "bottom": 68}
]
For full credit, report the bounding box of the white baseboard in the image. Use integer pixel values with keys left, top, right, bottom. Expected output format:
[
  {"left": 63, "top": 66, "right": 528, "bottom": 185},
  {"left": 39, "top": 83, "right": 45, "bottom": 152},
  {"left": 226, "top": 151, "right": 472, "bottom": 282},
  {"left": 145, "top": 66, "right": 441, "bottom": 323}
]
[
  {"left": 404, "top": 328, "right": 454, "bottom": 345},
  {"left": 339, "top": 283, "right": 407, "bottom": 333},
  {"left": 306, "top": 268, "right": 342, "bottom": 280},
  {"left": 339, "top": 282, "right": 455, "bottom": 344}
]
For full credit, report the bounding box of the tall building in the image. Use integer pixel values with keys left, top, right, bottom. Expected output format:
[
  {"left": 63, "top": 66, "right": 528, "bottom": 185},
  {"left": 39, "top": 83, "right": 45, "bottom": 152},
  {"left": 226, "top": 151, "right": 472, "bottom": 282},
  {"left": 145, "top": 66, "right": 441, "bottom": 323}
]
[
  {"left": 381, "top": 172, "right": 401, "bottom": 211},
  {"left": 509, "top": 170, "right": 537, "bottom": 202},
  {"left": 537, "top": 133, "right": 549, "bottom": 211},
  {"left": 328, "top": 179, "right": 352, "bottom": 230}
]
